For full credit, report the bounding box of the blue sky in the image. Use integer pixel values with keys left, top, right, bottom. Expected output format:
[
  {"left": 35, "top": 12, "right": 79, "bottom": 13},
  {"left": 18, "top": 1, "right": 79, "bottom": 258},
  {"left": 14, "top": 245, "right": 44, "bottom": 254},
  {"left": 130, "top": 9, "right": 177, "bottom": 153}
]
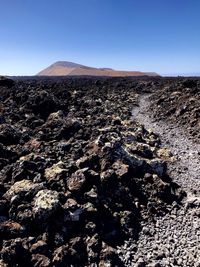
[{"left": 0, "top": 0, "right": 200, "bottom": 76}]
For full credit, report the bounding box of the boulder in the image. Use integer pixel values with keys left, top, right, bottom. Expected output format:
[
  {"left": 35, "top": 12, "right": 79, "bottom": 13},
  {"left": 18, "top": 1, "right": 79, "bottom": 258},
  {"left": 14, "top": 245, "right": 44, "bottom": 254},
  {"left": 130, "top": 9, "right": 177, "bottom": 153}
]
[
  {"left": 33, "top": 189, "right": 60, "bottom": 222},
  {"left": 66, "top": 168, "right": 87, "bottom": 193},
  {"left": 44, "top": 162, "right": 67, "bottom": 181},
  {"left": 4, "top": 180, "right": 44, "bottom": 201},
  {"left": 0, "top": 124, "right": 21, "bottom": 145},
  {"left": 0, "top": 220, "right": 25, "bottom": 238}
]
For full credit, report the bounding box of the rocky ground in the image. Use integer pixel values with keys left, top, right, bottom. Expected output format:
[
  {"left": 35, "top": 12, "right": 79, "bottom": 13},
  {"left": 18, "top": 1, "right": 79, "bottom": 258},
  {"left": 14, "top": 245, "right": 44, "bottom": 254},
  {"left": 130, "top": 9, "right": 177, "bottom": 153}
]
[
  {"left": 119, "top": 92, "right": 200, "bottom": 267},
  {"left": 149, "top": 78, "right": 200, "bottom": 142},
  {"left": 0, "top": 76, "right": 199, "bottom": 266}
]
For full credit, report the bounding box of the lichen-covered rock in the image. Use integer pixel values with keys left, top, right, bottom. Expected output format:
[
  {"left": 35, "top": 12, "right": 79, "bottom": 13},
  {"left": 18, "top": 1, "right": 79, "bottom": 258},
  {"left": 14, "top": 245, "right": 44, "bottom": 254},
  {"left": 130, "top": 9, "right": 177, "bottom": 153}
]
[
  {"left": 44, "top": 162, "right": 66, "bottom": 180},
  {"left": 156, "top": 147, "right": 173, "bottom": 160},
  {"left": 44, "top": 162, "right": 67, "bottom": 192},
  {"left": 3, "top": 180, "right": 44, "bottom": 201},
  {"left": 66, "top": 168, "right": 87, "bottom": 192},
  {"left": 33, "top": 189, "right": 60, "bottom": 222}
]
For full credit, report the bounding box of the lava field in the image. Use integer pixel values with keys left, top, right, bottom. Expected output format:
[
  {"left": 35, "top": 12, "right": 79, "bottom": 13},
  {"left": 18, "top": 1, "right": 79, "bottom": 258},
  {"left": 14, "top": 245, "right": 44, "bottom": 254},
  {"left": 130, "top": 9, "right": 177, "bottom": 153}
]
[{"left": 0, "top": 76, "right": 199, "bottom": 267}]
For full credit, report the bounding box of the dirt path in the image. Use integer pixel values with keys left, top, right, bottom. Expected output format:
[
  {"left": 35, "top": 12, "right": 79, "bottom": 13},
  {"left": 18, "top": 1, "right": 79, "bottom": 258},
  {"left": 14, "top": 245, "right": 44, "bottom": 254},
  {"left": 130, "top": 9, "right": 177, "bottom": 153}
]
[
  {"left": 117, "top": 93, "right": 200, "bottom": 267},
  {"left": 132, "top": 93, "right": 200, "bottom": 197}
]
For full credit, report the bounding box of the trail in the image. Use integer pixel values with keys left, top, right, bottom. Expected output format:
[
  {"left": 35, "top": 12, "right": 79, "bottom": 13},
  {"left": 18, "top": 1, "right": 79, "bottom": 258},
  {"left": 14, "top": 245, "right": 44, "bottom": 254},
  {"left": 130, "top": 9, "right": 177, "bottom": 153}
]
[
  {"left": 132, "top": 93, "right": 200, "bottom": 197},
  {"left": 118, "top": 93, "right": 200, "bottom": 267}
]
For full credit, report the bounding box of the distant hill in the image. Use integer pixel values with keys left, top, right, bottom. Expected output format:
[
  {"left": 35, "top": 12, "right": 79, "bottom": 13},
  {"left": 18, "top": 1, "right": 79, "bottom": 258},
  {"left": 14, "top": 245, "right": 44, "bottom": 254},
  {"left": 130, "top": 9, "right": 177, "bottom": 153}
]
[{"left": 37, "top": 61, "right": 159, "bottom": 77}]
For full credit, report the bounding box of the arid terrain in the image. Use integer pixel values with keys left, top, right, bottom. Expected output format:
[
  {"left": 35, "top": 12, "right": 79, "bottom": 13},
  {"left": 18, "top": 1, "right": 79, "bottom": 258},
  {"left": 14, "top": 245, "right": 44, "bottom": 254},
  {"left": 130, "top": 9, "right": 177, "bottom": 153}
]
[{"left": 0, "top": 76, "right": 200, "bottom": 267}]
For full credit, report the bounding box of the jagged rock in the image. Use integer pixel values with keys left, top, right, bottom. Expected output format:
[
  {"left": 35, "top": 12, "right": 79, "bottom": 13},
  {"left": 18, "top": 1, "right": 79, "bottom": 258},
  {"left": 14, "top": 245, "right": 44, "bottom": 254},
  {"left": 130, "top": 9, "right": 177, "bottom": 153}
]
[
  {"left": 63, "top": 198, "right": 78, "bottom": 209},
  {"left": 31, "top": 254, "right": 51, "bottom": 267},
  {"left": 47, "top": 110, "right": 64, "bottom": 122},
  {"left": 33, "top": 189, "right": 60, "bottom": 222},
  {"left": 85, "top": 234, "right": 101, "bottom": 264},
  {"left": 26, "top": 90, "right": 62, "bottom": 119},
  {"left": 0, "top": 76, "right": 15, "bottom": 88},
  {"left": 0, "top": 144, "right": 18, "bottom": 161},
  {"left": 76, "top": 154, "right": 100, "bottom": 170},
  {"left": 0, "top": 77, "right": 186, "bottom": 266},
  {"left": 0, "top": 124, "right": 21, "bottom": 145},
  {"left": 44, "top": 161, "right": 67, "bottom": 190},
  {"left": 112, "top": 160, "right": 129, "bottom": 179},
  {"left": 66, "top": 168, "right": 87, "bottom": 192},
  {"left": 84, "top": 186, "right": 98, "bottom": 200},
  {"left": 1, "top": 238, "right": 30, "bottom": 266},
  {"left": 149, "top": 159, "right": 166, "bottom": 177},
  {"left": 100, "top": 169, "right": 117, "bottom": 186},
  {"left": 30, "top": 240, "right": 48, "bottom": 255},
  {"left": 52, "top": 237, "right": 87, "bottom": 266},
  {"left": 63, "top": 198, "right": 83, "bottom": 222},
  {"left": 99, "top": 242, "right": 123, "bottom": 266},
  {"left": 3, "top": 179, "right": 44, "bottom": 201},
  {"left": 67, "top": 208, "right": 83, "bottom": 222},
  {"left": 40, "top": 114, "right": 81, "bottom": 141},
  {"left": 150, "top": 79, "right": 200, "bottom": 141},
  {"left": 156, "top": 147, "right": 173, "bottom": 159},
  {"left": 24, "top": 138, "right": 41, "bottom": 151},
  {"left": 82, "top": 202, "right": 97, "bottom": 214},
  {"left": 0, "top": 220, "right": 25, "bottom": 238},
  {"left": 44, "top": 161, "right": 66, "bottom": 181}
]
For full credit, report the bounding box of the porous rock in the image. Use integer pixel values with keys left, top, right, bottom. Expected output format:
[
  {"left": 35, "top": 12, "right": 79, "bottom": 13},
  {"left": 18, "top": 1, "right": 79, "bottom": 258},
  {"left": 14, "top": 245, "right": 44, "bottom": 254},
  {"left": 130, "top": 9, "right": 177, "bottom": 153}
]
[{"left": 32, "top": 189, "right": 60, "bottom": 221}]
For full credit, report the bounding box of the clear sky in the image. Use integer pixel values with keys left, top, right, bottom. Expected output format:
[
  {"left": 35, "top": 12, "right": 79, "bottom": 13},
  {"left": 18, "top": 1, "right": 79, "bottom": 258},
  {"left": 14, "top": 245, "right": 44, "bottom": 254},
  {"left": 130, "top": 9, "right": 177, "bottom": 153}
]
[{"left": 0, "top": 0, "right": 200, "bottom": 76}]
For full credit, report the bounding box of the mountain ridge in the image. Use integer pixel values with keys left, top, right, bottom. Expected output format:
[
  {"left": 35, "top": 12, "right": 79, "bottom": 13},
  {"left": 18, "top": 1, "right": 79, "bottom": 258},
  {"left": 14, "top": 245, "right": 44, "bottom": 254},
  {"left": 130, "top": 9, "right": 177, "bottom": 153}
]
[{"left": 37, "top": 61, "right": 159, "bottom": 77}]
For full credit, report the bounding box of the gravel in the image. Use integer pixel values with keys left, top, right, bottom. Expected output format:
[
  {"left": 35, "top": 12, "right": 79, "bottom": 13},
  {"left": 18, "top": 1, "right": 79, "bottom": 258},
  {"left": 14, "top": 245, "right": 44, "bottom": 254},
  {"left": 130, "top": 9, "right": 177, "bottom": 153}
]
[{"left": 117, "top": 93, "right": 200, "bottom": 267}]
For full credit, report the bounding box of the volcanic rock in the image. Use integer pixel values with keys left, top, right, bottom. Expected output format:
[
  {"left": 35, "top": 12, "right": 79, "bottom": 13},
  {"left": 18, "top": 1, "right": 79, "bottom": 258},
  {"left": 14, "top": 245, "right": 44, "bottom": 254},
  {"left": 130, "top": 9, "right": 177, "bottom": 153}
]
[
  {"left": 0, "top": 76, "right": 15, "bottom": 88},
  {"left": 32, "top": 189, "right": 60, "bottom": 222},
  {"left": 3, "top": 179, "right": 44, "bottom": 201},
  {"left": 0, "top": 76, "right": 185, "bottom": 266}
]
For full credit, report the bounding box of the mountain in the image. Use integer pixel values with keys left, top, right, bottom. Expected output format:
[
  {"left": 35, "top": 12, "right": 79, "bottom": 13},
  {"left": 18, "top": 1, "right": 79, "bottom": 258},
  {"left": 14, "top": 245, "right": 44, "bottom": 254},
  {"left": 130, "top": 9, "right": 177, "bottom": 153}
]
[{"left": 37, "top": 61, "right": 159, "bottom": 77}]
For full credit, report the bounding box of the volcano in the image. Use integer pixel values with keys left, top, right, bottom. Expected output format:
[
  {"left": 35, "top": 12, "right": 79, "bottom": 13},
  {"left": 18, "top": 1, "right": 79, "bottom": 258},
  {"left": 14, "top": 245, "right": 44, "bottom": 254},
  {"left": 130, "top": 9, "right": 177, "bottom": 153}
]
[{"left": 37, "top": 61, "right": 159, "bottom": 77}]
